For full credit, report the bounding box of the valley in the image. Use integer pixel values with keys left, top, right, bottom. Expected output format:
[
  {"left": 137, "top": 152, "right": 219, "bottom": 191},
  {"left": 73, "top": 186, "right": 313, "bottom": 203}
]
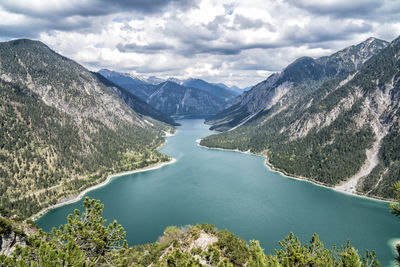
[
  {"left": 1, "top": 34, "right": 400, "bottom": 266},
  {"left": 2, "top": 0, "right": 400, "bottom": 265},
  {"left": 35, "top": 119, "right": 400, "bottom": 266},
  {"left": 201, "top": 36, "right": 400, "bottom": 201}
]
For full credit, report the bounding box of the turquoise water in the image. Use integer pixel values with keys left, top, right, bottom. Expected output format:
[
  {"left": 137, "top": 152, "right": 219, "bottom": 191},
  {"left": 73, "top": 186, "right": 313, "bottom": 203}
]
[{"left": 36, "top": 119, "right": 400, "bottom": 266}]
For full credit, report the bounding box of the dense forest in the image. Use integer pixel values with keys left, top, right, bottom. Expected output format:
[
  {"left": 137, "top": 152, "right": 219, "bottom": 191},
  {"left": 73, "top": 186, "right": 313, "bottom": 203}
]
[
  {"left": 0, "top": 197, "right": 384, "bottom": 266},
  {"left": 201, "top": 36, "right": 400, "bottom": 199},
  {"left": 0, "top": 39, "right": 174, "bottom": 218},
  {"left": 0, "top": 79, "right": 171, "bottom": 218}
]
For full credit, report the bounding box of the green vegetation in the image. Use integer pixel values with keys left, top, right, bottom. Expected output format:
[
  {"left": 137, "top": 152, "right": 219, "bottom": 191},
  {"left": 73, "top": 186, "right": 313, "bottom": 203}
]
[
  {"left": 201, "top": 36, "right": 400, "bottom": 199},
  {"left": 0, "top": 197, "right": 381, "bottom": 266},
  {"left": 390, "top": 182, "right": 400, "bottom": 264},
  {"left": 201, "top": 93, "right": 375, "bottom": 185},
  {"left": 0, "top": 39, "right": 173, "bottom": 218},
  {"left": 0, "top": 79, "right": 171, "bottom": 218}
]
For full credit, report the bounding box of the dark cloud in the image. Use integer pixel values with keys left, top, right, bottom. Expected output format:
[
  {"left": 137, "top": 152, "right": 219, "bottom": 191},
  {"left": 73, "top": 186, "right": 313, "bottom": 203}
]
[
  {"left": 207, "top": 15, "right": 230, "bottom": 32},
  {"left": 0, "top": 15, "right": 95, "bottom": 38},
  {"left": 284, "top": 20, "right": 373, "bottom": 45},
  {"left": 286, "top": 0, "right": 381, "bottom": 17},
  {"left": 233, "top": 14, "right": 268, "bottom": 30},
  {"left": 286, "top": 0, "right": 400, "bottom": 22},
  {"left": 103, "top": 0, "right": 197, "bottom": 14},
  {"left": 0, "top": 0, "right": 196, "bottom": 38},
  {"left": 117, "top": 42, "right": 175, "bottom": 53},
  {"left": 1, "top": 0, "right": 196, "bottom": 18},
  {"left": 174, "top": 17, "right": 371, "bottom": 57},
  {"left": 178, "top": 39, "right": 286, "bottom": 56}
]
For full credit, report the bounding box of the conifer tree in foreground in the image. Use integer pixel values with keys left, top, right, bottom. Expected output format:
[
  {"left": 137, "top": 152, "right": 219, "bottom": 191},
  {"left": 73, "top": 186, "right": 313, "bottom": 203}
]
[{"left": 1, "top": 196, "right": 381, "bottom": 266}]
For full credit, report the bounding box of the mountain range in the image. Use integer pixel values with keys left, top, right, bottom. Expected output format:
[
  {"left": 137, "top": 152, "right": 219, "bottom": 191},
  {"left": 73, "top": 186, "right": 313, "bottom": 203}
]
[
  {"left": 206, "top": 37, "right": 389, "bottom": 131},
  {"left": 92, "top": 72, "right": 179, "bottom": 126},
  {"left": 1, "top": 34, "right": 399, "bottom": 219},
  {"left": 98, "top": 69, "right": 240, "bottom": 117},
  {"left": 201, "top": 36, "right": 400, "bottom": 200}
]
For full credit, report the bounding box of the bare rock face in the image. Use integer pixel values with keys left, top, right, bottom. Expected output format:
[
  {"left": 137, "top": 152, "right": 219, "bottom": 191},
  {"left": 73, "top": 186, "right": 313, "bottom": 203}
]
[
  {"left": 206, "top": 37, "right": 389, "bottom": 131},
  {"left": 0, "top": 232, "right": 27, "bottom": 257}
]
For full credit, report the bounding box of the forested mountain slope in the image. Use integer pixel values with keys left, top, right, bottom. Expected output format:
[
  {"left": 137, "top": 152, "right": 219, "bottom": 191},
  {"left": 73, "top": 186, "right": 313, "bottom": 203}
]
[
  {"left": 206, "top": 37, "right": 389, "bottom": 131},
  {"left": 201, "top": 36, "right": 400, "bottom": 200},
  {"left": 92, "top": 72, "right": 179, "bottom": 126},
  {"left": 147, "top": 81, "right": 227, "bottom": 117},
  {"left": 182, "top": 78, "right": 238, "bottom": 100},
  {"left": 0, "top": 39, "right": 173, "bottom": 217},
  {"left": 98, "top": 70, "right": 236, "bottom": 117},
  {"left": 97, "top": 68, "right": 154, "bottom": 101}
]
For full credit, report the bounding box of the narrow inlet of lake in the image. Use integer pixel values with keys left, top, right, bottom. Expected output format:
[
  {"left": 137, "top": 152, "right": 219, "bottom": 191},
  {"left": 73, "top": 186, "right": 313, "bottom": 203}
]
[{"left": 36, "top": 119, "right": 400, "bottom": 266}]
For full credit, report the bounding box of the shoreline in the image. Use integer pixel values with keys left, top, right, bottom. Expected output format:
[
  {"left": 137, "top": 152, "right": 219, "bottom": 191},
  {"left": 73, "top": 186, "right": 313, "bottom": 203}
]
[
  {"left": 31, "top": 132, "right": 177, "bottom": 221},
  {"left": 196, "top": 139, "right": 393, "bottom": 204}
]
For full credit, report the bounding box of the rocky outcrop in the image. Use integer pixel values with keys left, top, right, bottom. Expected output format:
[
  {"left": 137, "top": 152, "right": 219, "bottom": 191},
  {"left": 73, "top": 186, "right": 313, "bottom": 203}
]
[{"left": 0, "top": 231, "right": 27, "bottom": 257}]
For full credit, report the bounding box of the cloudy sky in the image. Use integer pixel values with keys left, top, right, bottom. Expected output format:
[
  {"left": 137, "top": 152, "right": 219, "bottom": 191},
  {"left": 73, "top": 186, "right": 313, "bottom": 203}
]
[{"left": 0, "top": 0, "right": 400, "bottom": 87}]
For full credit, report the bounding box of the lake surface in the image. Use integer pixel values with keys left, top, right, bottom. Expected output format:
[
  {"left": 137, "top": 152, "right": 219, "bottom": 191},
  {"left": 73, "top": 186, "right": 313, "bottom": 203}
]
[{"left": 37, "top": 119, "right": 400, "bottom": 266}]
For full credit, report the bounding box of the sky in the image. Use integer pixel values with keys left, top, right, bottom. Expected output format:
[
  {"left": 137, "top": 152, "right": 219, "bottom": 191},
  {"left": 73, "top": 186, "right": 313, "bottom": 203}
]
[{"left": 0, "top": 0, "right": 400, "bottom": 88}]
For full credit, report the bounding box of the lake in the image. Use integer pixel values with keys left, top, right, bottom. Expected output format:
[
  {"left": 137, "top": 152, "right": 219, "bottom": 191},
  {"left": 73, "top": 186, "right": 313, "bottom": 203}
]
[{"left": 36, "top": 119, "right": 400, "bottom": 266}]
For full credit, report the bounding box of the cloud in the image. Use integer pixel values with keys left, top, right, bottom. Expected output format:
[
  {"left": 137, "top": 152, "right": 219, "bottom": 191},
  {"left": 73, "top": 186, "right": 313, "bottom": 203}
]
[
  {"left": 117, "top": 42, "right": 175, "bottom": 53},
  {"left": 1, "top": 0, "right": 399, "bottom": 87},
  {"left": 233, "top": 14, "right": 268, "bottom": 30},
  {"left": 286, "top": 0, "right": 400, "bottom": 22},
  {"left": 282, "top": 18, "right": 373, "bottom": 45},
  {"left": 0, "top": 0, "right": 196, "bottom": 38},
  {"left": 285, "top": 0, "right": 382, "bottom": 17},
  {"left": 0, "top": 0, "right": 196, "bottom": 18}
]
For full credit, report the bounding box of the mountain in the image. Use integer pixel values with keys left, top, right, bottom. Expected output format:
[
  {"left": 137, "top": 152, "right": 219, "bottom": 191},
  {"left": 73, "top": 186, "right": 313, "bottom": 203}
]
[
  {"left": 92, "top": 72, "right": 179, "bottom": 126},
  {"left": 182, "top": 78, "right": 237, "bottom": 100},
  {"left": 147, "top": 75, "right": 165, "bottom": 85},
  {"left": 0, "top": 39, "right": 173, "bottom": 217},
  {"left": 201, "top": 36, "right": 400, "bottom": 200},
  {"left": 206, "top": 37, "right": 389, "bottom": 131},
  {"left": 214, "top": 83, "right": 249, "bottom": 95},
  {"left": 167, "top": 77, "right": 183, "bottom": 84},
  {"left": 98, "top": 69, "right": 155, "bottom": 101},
  {"left": 147, "top": 81, "right": 227, "bottom": 117},
  {"left": 97, "top": 70, "right": 235, "bottom": 117}
]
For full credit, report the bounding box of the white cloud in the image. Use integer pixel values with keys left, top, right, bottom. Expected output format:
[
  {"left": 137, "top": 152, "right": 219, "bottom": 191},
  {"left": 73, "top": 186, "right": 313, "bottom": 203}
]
[{"left": 1, "top": 0, "right": 400, "bottom": 87}]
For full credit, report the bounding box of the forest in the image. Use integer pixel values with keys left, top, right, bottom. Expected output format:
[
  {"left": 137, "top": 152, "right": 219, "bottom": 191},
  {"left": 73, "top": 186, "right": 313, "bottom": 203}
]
[{"left": 0, "top": 196, "right": 386, "bottom": 266}]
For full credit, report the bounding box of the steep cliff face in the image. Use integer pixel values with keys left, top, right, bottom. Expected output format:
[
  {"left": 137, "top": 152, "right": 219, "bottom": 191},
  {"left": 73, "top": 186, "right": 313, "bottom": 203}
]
[
  {"left": 0, "top": 213, "right": 39, "bottom": 257},
  {"left": 0, "top": 231, "right": 27, "bottom": 257},
  {"left": 0, "top": 39, "right": 172, "bottom": 217},
  {"left": 206, "top": 38, "right": 389, "bottom": 131},
  {"left": 201, "top": 36, "right": 400, "bottom": 199}
]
